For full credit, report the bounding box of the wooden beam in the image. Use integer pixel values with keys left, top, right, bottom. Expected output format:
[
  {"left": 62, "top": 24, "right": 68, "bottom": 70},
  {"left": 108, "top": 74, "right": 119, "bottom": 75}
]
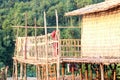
[
  {"left": 100, "top": 64, "right": 104, "bottom": 80},
  {"left": 12, "top": 26, "right": 81, "bottom": 29}
]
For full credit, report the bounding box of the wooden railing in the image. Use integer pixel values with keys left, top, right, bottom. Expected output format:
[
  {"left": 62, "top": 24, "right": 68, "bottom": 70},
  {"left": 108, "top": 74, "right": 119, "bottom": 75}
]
[
  {"left": 15, "top": 33, "right": 58, "bottom": 62},
  {"left": 60, "top": 39, "right": 81, "bottom": 58},
  {"left": 15, "top": 35, "right": 81, "bottom": 60}
]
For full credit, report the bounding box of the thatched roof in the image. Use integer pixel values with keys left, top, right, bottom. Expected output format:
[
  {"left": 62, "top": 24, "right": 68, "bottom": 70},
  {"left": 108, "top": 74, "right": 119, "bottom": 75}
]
[{"left": 65, "top": 0, "right": 120, "bottom": 16}]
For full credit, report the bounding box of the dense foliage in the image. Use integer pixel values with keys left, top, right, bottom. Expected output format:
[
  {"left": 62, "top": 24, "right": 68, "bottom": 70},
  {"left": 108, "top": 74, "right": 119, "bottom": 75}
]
[{"left": 0, "top": 0, "right": 104, "bottom": 76}]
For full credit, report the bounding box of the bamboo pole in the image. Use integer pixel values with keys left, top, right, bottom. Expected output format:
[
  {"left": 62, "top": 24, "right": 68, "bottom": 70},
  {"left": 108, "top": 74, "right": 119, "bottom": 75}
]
[
  {"left": 55, "top": 9, "right": 60, "bottom": 80},
  {"left": 72, "top": 64, "right": 75, "bottom": 80},
  {"left": 12, "top": 60, "right": 15, "bottom": 80},
  {"left": 44, "top": 11, "right": 49, "bottom": 80},
  {"left": 104, "top": 65, "right": 108, "bottom": 80},
  {"left": 15, "top": 60, "right": 18, "bottom": 80},
  {"left": 100, "top": 64, "right": 104, "bottom": 80},
  {"left": 79, "top": 64, "right": 82, "bottom": 80},
  {"left": 20, "top": 63, "right": 23, "bottom": 80},
  {"left": 36, "top": 65, "right": 38, "bottom": 80},
  {"left": 89, "top": 64, "right": 93, "bottom": 80},
  {"left": 85, "top": 64, "right": 88, "bottom": 80},
  {"left": 96, "top": 67, "right": 99, "bottom": 80},
  {"left": 23, "top": 63, "right": 27, "bottom": 80},
  {"left": 34, "top": 18, "right": 38, "bottom": 60},
  {"left": 113, "top": 64, "right": 117, "bottom": 80},
  {"left": 12, "top": 26, "right": 81, "bottom": 28},
  {"left": 62, "top": 63, "right": 65, "bottom": 79},
  {"left": 24, "top": 13, "right": 28, "bottom": 59},
  {"left": 38, "top": 65, "right": 40, "bottom": 80}
]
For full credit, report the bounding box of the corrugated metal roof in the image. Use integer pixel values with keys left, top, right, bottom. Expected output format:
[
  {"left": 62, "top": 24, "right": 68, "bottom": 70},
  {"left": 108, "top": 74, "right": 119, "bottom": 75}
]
[{"left": 65, "top": 0, "right": 120, "bottom": 16}]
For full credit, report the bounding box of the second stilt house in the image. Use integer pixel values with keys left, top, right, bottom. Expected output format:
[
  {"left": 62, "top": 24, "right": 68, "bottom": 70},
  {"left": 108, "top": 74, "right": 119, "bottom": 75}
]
[{"left": 65, "top": 0, "right": 120, "bottom": 58}]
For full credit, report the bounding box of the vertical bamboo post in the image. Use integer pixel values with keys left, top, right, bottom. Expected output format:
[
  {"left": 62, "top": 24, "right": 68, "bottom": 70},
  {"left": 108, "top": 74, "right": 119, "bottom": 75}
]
[
  {"left": 85, "top": 64, "right": 88, "bottom": 80},
  {"left": 15, "top": 60, "right": 18, "bottom": 80},
  {"left": 34, "top": 18, "right": 38, "bottom": 60},
  {"left": 96, "top": 67, "right": 99, "bottom": 80},
  {"left": 36, "top": 65, "right": 38, "bottom": 80},
  {"left": 113, "top": 64, "right": 116, "bottom": 80},
  {"left": 89, "top": 64, "right": 93, "bottom": 80},
  {"left": 38, "top": 65, "right": 40, "bottom": 80},
  {"left": 23, "top": 63, "right": 27, "bottom": 80},
  {"left": 24, "top": 13, "right": 28, "bottom": 59},
  {"left": 20, "top": 63, "right": 23, "bottom": 80},
  {"left": 104, "top": 65, "right": 108, "bottom": 80},
  {"left": 44, "top": 11, "right": 49, "bottom": 80},
  {"left": 100, "top": 64, "right": 104, "bottom": 80},
  {"left": 79, "top": 64, "right": 82, "bottom": 80},
  {"left": 72, "top": 64, "right": 75, "bottom": 80},
  {"left": 55, "top": 9, "right": 60, "bottom": 80},
  {"left": 62, "top": 63, "right": 65, "bottom": 79},
  {"left": 54, "top": 64, "right": 57, "bottom": 80}
]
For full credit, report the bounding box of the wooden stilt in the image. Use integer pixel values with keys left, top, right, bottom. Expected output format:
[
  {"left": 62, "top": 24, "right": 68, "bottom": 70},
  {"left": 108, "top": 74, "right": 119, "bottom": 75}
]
[
  {"left": 36, "top": 65, "right": 38, "bottom": 80},
  {"left": 100, "top": 64, "right": 104, "bottom": 80},
  {"left": 113, "top": 64, "right": 117, "bottom": 80},
  {"left": 54, "top": 64, "right": 57, "bottom": 80},
  {"left": 20, "top": 63, "right": 23, "bottom": 80},
  {"left": 104, "top": 65, "right": 108, "bottom": 80},
  {"left": 15, "top": 60, "right": 18, "bottom": 80},
  {"left": 62, "top": 63, "right": 65, "bottom": 79},
  {"left": 12, "top": 61, "right": 15, "bottom": 80},
  {"left": 23, "top": 63, "right": 27, "bottom": 80},
  {"left": 79, "top": 64, "right": 82, "bottom": 80},
  {"left": 85, "top": 64, "right": 88, "bottom": 80},
  {"left": 96, "top": 68, "right": 99, "bottom": 80},
  {"left": 41, "top": 65, "right": 44, "bottom": 80},
  {"left": 38, "top": 65, "right": 40, "bottom": 80},
  {"left": 89, "top": 64, "right": 93, "bottom": 80},
  {"left": 72, "top": 64, "right": 75, "bottom": 80}
]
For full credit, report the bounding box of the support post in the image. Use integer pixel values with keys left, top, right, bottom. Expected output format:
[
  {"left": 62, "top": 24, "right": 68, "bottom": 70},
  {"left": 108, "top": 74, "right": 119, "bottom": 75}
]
[
  {"left": 55, "top": 9, "right": 60, "bottom": 80},
  {"left": 20, "top": 63, "right": 23, "bottom": 80},
  {"left": 15, "top": 60, "right": 18, "bottom": 80},
  {"left": 79, "top": 64, "right": 82, "bottom": 80},
  {"left": 72, "top": 64, "right": 75, "bottom": 80},
  {"left": 96, "top": 67, "right": 99, "bottom": 80},
  {"left": 85, "top": 64, "right": 88, "bottom": 80},
  {"left": 62, "top": 63, "right": 65, "bottom": 79},
  {"left": 89, "top": 64, "right": 93, "bottom": 80},
  {"left": 36, "top": 65, "right": 38, "bottom": 80},
  {"left": 100, "top": 64, "right": 104, "bottom": 80},
  {"left": 38, "top": 65, "right": 40, "bottom": 80},
  {"left": 113, "top": 64, "right": 117, "bottom": 80},
  {"left": 44, "top": 11, "right": 49, "bottom": 80},
  {"left": 23, "top": 63, "right": 27, "bottom": 80}
]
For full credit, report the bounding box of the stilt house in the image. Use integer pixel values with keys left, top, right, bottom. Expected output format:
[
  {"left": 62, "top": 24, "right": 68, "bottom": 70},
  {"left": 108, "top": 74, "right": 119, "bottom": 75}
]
[{"left": 65, "top": 0, "right": 120, "bottom": 58}]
